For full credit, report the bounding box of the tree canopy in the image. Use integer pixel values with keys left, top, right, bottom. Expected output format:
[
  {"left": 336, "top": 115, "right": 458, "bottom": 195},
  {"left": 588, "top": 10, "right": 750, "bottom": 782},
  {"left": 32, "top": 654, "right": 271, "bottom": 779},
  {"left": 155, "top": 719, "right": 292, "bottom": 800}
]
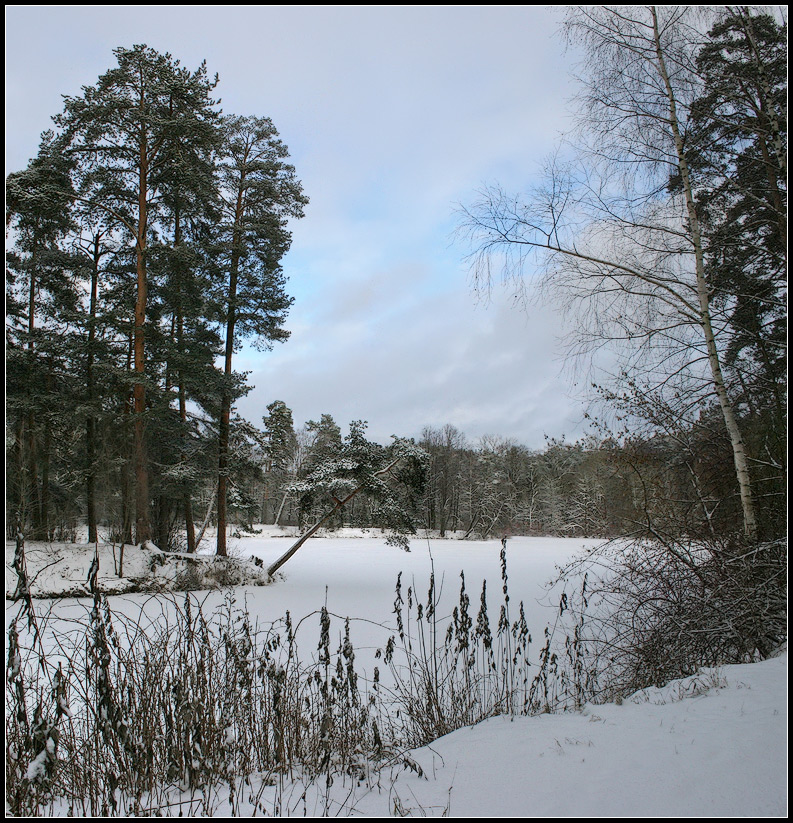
[
  {"left": 457, "top": 6, "right": 786, "bottom": 542},
  {"left": 6, "top": 45, "right": 306, "bottom": 551}
]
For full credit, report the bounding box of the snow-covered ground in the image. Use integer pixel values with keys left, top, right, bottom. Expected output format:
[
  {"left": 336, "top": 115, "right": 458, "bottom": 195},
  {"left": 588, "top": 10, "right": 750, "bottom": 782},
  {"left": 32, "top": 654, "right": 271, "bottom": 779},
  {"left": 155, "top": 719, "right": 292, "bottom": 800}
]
[
  {"left": 5, "top": 529, "right": 787, "bottom": 817},
  {"left": 368, "top": 654, "right": 787, "bottom": 817}
]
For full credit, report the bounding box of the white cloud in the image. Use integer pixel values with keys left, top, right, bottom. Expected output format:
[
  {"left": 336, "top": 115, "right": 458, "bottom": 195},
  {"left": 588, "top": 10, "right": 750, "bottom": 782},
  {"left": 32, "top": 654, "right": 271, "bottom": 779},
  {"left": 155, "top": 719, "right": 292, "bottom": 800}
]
[{"left": 7, "top": 6, "right": 586, "bottom": 449}]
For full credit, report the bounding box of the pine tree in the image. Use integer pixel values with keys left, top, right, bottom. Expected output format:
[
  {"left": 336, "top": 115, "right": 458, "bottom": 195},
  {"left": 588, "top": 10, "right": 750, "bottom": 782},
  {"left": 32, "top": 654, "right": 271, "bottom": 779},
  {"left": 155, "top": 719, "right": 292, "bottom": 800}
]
[
  {"left": 7, "top": 48, "right": 315, "bottom": 550},
  {"left": 267, "top": 422, "right": 428, "bottom": 576},
  {"left": 299, "top": 414, "right": 345, "bottom": 527},
  {"left": 214, "top": 115, "right": 307, "bottom": 555},
  {"left": 54, "top": 44, "right": 221, "bottom": 544},
  {"left": 6, "top": 132, "right": 80, "bottom": 539},
  {"left": 69, "top": 219, "right": 126, "bottom": 544},
  {"left": 683, "top": 9, "right": 787, "bottom": 536},
  {"left": 262, "top": 400, "right": 298, "bottom": 525},
  {"left": 147, "top": 100, "right": 224, "bottom": 551}
]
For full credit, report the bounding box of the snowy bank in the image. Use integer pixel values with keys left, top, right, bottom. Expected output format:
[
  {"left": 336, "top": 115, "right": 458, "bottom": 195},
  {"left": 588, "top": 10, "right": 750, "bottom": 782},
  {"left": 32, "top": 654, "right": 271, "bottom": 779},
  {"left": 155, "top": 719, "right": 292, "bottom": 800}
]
[
  {"left": 5, "top": 539, "right": 271, "bottom": 599},
  {"left": 366, "top": 653, "right": 787, "bottom": 817},
  {"left": 5, "top": 534, "right": 786, "bottom": 817}
]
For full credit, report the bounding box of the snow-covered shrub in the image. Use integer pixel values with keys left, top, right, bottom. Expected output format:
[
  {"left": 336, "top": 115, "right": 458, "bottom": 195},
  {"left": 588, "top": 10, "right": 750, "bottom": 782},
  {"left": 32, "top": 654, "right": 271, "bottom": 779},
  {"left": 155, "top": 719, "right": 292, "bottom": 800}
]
[{"left": 548, "top": 535, "right": 787, "bottom": 702}]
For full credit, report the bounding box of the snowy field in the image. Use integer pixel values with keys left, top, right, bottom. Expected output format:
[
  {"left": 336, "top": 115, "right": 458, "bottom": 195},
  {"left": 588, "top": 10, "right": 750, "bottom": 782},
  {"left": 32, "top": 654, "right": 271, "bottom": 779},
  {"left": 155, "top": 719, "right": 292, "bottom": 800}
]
[
  {"left": 6, "top": 530, "right": 597, "bottom": 668},
  {"left": 6, "top": 530, "right": 788, "bottom": 817}
]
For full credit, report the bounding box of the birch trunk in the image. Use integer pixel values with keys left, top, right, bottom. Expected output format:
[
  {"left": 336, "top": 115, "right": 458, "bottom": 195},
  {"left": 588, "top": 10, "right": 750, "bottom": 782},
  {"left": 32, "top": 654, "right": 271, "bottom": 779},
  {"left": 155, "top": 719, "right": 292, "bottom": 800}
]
[{"left": 651, "top": 7, "right": 758, "bottom": 541}]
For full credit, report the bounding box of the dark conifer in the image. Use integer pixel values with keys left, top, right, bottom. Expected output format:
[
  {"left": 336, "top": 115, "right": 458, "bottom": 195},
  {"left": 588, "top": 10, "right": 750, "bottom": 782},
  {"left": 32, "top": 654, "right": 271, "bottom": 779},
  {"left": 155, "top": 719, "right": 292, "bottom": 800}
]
[
  {"left": 54, "top": 44, "right": 222, "bottom": 544},
  {"left": 214, "top": 115, "right": 308, "bottom": 555}
]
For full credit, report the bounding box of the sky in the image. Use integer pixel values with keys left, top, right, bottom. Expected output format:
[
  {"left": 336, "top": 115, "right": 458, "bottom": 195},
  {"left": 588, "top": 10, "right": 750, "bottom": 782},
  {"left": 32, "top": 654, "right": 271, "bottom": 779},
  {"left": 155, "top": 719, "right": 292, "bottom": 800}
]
[{"left": 6, "top": 5, "right": 588, "bottom": 447}]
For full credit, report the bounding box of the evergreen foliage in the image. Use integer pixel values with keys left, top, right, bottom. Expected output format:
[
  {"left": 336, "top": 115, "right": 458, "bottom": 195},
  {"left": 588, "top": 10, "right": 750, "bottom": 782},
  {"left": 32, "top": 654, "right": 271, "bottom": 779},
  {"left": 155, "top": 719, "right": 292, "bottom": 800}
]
[
  {"left": 266, "top": 421, "right": 428, "bottom": 575},
  {"left": 214, "top": 114, "right": 308, "bottom": 556},
  {"left": 685, "top": 9, "right": 787, "bottom": 538},
  {"left": 6, "top": 45, "right": 305, "bottom": 551},
  {"left": 6, "top": 20, "right": 786, "bottom": 552}
]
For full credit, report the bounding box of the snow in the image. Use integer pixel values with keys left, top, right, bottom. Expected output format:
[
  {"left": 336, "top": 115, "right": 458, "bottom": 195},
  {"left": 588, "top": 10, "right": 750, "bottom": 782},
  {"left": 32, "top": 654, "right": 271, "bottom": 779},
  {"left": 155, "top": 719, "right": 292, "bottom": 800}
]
[
  {"left": 25, "top": 746, "right": 50, "bottom": 783},
  {"left": 375, "top": 654, "right": 787, "bottom": 817},
  {"left": 5, "top": 537, "right": 271, "bottom": 598},
  {"left": 5, "top": 529, "right": 787, "bottom": 817}
]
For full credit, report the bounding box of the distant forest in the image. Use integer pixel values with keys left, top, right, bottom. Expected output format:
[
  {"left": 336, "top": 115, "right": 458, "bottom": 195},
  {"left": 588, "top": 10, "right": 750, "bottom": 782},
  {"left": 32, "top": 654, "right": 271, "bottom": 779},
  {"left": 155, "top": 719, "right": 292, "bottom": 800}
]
[{"left": 265, "top": 403, "right": 785, "bottom": 540}]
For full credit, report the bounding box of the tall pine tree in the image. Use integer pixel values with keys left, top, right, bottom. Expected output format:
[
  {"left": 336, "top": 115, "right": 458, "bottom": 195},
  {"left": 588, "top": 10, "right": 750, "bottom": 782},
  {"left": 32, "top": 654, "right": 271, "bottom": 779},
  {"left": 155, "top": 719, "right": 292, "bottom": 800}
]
[
  {"left": 54, "top": 45, "right": 221, "bottom": 543},
  {"left": 6, "top": 131, "right": 79, "bottom": 539},
  {"left": 214, "top": 115, "right": 307, "bottom": 555},
  {"left": 683, "top": 9, "right": 787, "bottom": 537}
]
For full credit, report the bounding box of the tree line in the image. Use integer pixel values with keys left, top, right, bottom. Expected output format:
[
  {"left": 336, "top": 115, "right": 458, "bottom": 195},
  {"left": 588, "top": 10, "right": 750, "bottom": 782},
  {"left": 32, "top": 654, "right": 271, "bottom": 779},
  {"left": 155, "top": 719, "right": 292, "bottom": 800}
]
[
  {"left": 249, "top": 407, "right": 784, "bottom": 544},
  {"left": 7, "top": 45, "right": 307, "bottom": 554},
  {"left": 6, "top": 9, "right": 786, "bottom": 553}
]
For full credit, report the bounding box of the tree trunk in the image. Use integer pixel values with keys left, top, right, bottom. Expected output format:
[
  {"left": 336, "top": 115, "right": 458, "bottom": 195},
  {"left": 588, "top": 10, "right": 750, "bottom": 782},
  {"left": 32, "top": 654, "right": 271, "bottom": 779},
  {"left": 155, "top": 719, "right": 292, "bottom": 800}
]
[
  {"left": 38, "top": 378, "right": 52, "bottom": 541},
  {"left": 86, "top": 414, "right": 97, "bottom": 543},
  {"left": 274, "top": 487, "right": 290, "bottom": 527},
  {"left": 12, "top": 419, "right": 27, "bottom": 539},
  {"left": 651, "top": 7, "right": 758, "bottom": 542},
  {"left": 85, "top": 235, "right": 100, "bottom": 544},
  {"left": 25, "top": 250, "right": 41, "bottom": 538},
  {"left": 267, "top": 455, "right": 403, "bottom": 577},
  {"left": 267, "top": 499, "right": 346, "bottom": 577},
  {"left": 133, "top": 122, "right": 150, "bottom": 545},
  {"left": 216, "top": 339, "right": 234, "bottom": 556},
  {"left": 174, "top": 210, "right": 197, "bottom": 554},
  {"left": 461, "top": 507, "right": 480, "bottom": 540},
  {"left": 120, "top": 328, "right": 135, "bottom": 546},
  {"left": 156, "top": 495, "right": 171, "bottom": 550},
  {"left": 25, "top": 412, "right": 40, "bottom": 538},
  {"left": 195, "top": 481, "right": 217, "bottom": 552},
  {"left": 217, "top": 186, "right": 245, "bottom": 557}
]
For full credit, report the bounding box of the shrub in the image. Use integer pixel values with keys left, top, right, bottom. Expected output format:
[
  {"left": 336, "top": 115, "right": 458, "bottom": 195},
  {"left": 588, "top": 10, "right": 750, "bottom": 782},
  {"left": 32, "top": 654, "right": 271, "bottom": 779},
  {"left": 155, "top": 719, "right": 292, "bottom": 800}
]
[
  {"left": 5, "top": 538, "right": 561, "bottom": 815},
  {"left": 548, "top": 535, "right": 787, "bottom": 702}
]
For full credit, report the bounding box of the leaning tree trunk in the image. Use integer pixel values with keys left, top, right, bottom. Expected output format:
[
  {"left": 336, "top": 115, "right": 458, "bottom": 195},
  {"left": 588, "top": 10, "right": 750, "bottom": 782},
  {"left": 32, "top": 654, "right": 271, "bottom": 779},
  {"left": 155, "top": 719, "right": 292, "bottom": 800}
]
[{"left": 267, "top": 455, "right": 403, "bottom": 577}]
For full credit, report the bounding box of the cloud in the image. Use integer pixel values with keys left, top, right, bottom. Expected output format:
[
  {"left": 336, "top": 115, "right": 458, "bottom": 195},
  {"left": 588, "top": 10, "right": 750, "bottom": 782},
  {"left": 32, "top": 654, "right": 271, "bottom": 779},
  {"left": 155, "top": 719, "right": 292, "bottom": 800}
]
[
  {"left": 236, "top": 271, "right": 583, "bottom": 446},
  {"left": 7, "top": 6, "right": 587, "bottom": 449}
]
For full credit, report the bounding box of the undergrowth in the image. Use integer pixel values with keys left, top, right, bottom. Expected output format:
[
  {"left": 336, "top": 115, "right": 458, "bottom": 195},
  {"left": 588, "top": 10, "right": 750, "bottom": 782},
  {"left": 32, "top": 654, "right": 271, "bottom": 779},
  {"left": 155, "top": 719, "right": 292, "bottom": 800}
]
[
  {"left": 547, "top": 534, "right": 787, "bottom": 704},
  {"left": 11, "top": 532, "right": 780, "bottom": 815},
  {"left": 5, "top": 536, "right": 583, "bottom": 816}
]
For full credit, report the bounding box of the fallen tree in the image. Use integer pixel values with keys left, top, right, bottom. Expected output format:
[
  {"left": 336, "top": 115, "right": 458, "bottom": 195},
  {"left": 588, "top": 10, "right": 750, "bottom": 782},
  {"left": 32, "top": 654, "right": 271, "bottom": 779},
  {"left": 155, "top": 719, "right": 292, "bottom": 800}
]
[{"left": 267, "top": 422, "right": 427, "bottom": 577}]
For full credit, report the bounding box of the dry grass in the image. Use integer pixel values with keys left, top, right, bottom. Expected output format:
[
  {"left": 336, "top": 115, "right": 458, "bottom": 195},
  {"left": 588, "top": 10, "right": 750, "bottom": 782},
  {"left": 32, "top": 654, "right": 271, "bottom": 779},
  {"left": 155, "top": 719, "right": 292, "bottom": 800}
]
[{"left": 6, "top": 536, "right": 568, "bottom": 816}]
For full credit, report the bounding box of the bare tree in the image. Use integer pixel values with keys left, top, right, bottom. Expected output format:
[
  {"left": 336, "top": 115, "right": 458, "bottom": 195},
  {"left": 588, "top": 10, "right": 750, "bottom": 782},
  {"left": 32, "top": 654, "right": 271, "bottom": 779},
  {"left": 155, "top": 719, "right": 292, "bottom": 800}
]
[
  {"left": 420, "top": 424, "right": 467, "bottom": 537},
  {"left": 458, "top": 6, "right": 760, "bottom": 539}
]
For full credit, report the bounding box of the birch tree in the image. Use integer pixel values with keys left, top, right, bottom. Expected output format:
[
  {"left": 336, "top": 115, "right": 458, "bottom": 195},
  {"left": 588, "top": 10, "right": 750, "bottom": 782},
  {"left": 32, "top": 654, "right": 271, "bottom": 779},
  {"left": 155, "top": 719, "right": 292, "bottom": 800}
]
[{"left": 458, "top": 6, "right": 766, "bottom": 540}]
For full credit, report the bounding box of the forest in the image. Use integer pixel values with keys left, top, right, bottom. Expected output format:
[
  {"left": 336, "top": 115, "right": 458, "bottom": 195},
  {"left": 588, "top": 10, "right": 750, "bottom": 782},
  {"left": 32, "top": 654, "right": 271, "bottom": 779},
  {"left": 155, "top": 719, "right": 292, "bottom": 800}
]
[
  {"left": 4, "top": 7, "right": 787, "bottom": 818},
  {"left": 6, "top": 8, "right": 786, "bottom": 557}
]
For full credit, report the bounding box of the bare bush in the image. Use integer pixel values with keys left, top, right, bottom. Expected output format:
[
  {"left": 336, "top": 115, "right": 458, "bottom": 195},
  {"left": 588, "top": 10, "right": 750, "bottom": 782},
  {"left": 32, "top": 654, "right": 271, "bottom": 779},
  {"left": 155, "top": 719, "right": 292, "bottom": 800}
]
[
  {"left": 549, "top": 536, "right": 787, "bottom": 703},
  {"left": 378, "top": 541, "right": 549, "bottom": 746},
  {"left": 6, "top": 537, "right": 573, "bottom": 816}
]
